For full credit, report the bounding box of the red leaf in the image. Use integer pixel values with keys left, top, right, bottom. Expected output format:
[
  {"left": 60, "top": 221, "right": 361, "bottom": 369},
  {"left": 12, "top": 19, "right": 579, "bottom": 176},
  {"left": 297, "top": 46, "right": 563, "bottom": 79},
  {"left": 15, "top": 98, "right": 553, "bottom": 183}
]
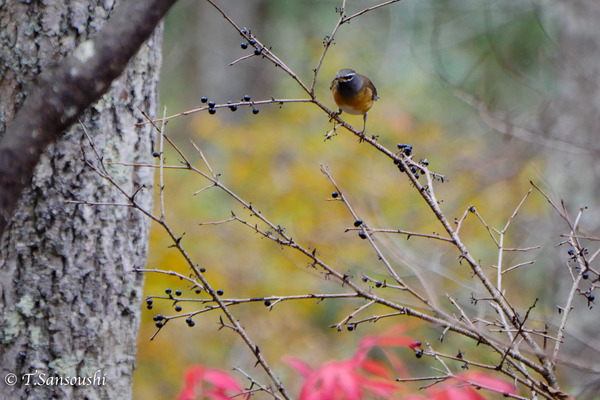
[
  {"left": 360, "top": 359, "right": 393, "bottom": 380},
  {"left": 459, "top": 371, "right": 516, "bottom": 395},
  {"left": 174, "top": 365, "right": 243, "bottom": 400}
]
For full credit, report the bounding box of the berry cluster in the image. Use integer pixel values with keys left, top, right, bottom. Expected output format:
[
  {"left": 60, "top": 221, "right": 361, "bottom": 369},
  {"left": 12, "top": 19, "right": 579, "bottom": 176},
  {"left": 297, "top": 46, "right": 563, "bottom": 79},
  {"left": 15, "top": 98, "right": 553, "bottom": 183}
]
[
  {"left": 200, "top": 94, "right": 259, "bottom": 115},
  {"left": 146, "top": 284, "right": 225, "bottom": 331},
  {"left": 240, "top": 29, "right": 264, "bottom": 56}
]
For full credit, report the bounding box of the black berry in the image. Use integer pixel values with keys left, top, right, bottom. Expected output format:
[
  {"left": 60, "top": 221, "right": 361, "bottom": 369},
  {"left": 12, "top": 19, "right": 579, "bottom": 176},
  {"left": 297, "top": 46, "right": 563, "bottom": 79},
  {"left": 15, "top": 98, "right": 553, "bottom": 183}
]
[
  {"left": 248, "top": 39, "right": 256, "bottom": 46},
  {"left": 254, "top": 48, "right": 262, "bottom": 56},
  {"left": 155, "top": 321, "right": 164, "bottom": 328},
  {"left": 353, "top": 220, "right": 363, "bottom": 227},
  {"left": 217, "top": 289, "right": 224, "bottom": 296},
  {"left": 165, "top": 288, "right": 172, "bottom": 295},
  {"left": 331, "top": 192, "right": 339, "bottom": 198},
  {"left": 243, "top": 95, "right": 251, "bottom": 102},
  {"left": 201, "top": 97, "right": 208, "bottom": 103},
  {"left": 241, "top": 43, "right": 248, "bottom": 49},
  {"left": 175, "top": 290, "right": 182, "bottom": 297},
  {"left": 252, "top": 108, "right": 259, "bottom": 115},
  {"left": 208, "top": 108, "right": 216, "bottom": 115},
  {"left": 152, "top": 152, "right": 160, "bottom": 158},
  {"left": 264, "top": 300, "right": 271, "bottom": 306},
  {"left": 358, "top": 231, "right": 368, "bottom": 240},
  {"left": 175, "top": 305, "right": 182, "bottom": 312}
]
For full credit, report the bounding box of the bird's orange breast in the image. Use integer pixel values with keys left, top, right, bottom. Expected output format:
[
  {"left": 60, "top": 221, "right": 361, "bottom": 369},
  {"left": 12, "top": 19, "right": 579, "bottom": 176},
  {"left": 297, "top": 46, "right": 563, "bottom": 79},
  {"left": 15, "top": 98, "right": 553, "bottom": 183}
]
[{"left": 331, "top": 84, "right": 375, "bottom": 115}]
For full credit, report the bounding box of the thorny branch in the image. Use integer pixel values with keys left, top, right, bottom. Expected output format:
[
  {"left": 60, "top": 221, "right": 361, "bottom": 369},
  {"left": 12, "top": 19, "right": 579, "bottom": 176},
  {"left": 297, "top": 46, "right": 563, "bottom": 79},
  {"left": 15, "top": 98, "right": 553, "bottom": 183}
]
[{"left": 74, "top": 1, "right": 597, "bottom": 398}]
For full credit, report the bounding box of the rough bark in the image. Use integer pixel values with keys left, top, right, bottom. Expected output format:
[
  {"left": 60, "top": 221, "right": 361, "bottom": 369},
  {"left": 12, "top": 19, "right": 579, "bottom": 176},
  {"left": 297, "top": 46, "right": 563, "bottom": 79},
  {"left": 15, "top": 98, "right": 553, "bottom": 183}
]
[
  {"left": 0, "top": 0, "right": 177, "bottom": 235},
  {"left": 0, "top": 0, "right": 162, "bottom": 398}
]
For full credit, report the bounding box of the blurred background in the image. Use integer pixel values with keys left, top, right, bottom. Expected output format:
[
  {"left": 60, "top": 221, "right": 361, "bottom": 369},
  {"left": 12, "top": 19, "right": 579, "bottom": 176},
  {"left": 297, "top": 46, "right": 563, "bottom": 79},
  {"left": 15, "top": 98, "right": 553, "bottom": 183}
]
[{"left": 133, "top": 1, "right": 600, "bottom": 399}]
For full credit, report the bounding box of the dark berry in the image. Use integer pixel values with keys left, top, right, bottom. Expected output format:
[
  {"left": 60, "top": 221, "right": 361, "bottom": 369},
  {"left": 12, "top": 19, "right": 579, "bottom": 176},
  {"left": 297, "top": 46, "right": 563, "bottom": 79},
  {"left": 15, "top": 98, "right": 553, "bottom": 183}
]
[
  {"left": 358, "top": 231, "right": 368, "bottom": 240},
  {"left": 147, "top": 304, "right": 153, "bottom": 310},
  {"left": 248, "top": 39, "right": 256, "bottom": 46},
  {"left": 375, "top": 281, "right": 382, "bottom": 288},
  {"left": 241, "top": 29, "right": 248, "bottom": 35},
  {"left": 410, "top": 167, "right": 417, "bottom": 174},
  {"left": 583, "top": 272, "right": 589, "bottom": 280},
  {"left": 186, "top": 318, "right": 195, "bottom": 327},
  {"left": 155, "top": 314, "right": 164, "bottom": 321},
  {"left": 208, "top": 108, "right": 216, "bottom": 115},
  {"left": 155, "top": 321, "right": 164, "bottom": 328},
  {"left": 404, "top": 145, "right": 413, "bottom": 156},
  {"left": 200, "top": 268, "right": 206, "bottom": 273},
  {"left": 175, "top": 305, "right": 182, "bottom": 312},
  {"left": 568, "top": 249, "right": 575, "bottom": 256},
  {"left": 347, "top": 325, "right": 354, "bottom": 331},
  {"left": 217, "top": 289, "right": 224, "bottom": 296},
  {"left": 207, "top": 101, "right": 215, "bottom": 108},
  {"left": 252, "top": 108, "right": 259, "bottom": 115},
  {"left": 353, "top": 220, "right": 363, "bottom": 227},
  {"left": 175, "top": 290, "right": 182, "bottom": 297},
  {"left": 241, "top": 43, "right": 248, "bottom": 49},
  {"left": 230, "top": 105, "right": 238, "bottom": 112},
  {"left": 254, "top": 48, "right": 262, "bottom": 56},
  {"left": 415, "top": 350, "right": 423, "bottom": 359},
  {"left": 362, "top": 276, "right": 368, "bottom": 282},
  {"left": 201, "top": 97, "right": 208, "bottom": 103},
  {"left": 152, "top": 152, "right": 160, "bottom": 158},
  {"left": 264, "top": 300, "right": 271, "bottom": 307},
  {"left": 589, "top": 294, "right": 595, "bottom": 302},
  {"left": 165, "top": 288, "right": 172, "bottom": 295},
  {"left": 243, "top": 95, "right": 251, "bottom": 101},
  {"left": 146, "top": 298, "right": 153, "bottom": 305},
  {"left": 331, "top": 192, "right": 339, "bottom": 198},
  {"left": 195, "top": 288, "right": 202, "bottom": 294}
]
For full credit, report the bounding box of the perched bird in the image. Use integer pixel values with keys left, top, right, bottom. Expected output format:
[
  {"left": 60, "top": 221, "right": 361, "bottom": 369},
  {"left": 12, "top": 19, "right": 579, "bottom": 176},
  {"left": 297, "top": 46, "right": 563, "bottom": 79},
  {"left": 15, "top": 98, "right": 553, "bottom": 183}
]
[{"left": 330, "top": 68, "right": 378, "bottom": 134}]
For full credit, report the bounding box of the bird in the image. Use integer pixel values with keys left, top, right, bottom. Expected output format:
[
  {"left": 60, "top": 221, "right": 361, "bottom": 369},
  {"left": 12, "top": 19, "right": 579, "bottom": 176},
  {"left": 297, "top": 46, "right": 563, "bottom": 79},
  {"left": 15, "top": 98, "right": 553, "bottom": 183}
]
[{"left": 330, "top": 68, "right": 378, "bottom": 135}]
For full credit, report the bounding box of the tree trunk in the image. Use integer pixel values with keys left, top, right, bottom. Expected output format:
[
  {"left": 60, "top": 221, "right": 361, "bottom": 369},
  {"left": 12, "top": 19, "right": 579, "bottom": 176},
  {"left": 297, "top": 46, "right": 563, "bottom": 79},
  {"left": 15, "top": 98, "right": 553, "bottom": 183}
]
[{"left": 0, "top": 1, "right": 161, "bottom": 398}]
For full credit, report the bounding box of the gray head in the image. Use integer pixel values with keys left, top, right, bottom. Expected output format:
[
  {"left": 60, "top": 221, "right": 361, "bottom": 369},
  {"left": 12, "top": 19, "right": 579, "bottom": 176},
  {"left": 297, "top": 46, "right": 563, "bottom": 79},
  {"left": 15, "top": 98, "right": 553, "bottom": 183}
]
[
  {"left": 334, "top": 68, "right": 362, "bottom": 94},
  {"left": 335, "top": 69, "right": 357, "bottom": 81}
]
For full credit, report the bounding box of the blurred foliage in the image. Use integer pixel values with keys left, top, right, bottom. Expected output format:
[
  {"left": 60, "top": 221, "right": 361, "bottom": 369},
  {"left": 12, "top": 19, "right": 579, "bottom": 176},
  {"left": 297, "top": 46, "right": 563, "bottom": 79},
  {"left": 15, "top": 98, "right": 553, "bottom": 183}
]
[{"left": 132, "top": 1, "right": 576, "bottom": 399}]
